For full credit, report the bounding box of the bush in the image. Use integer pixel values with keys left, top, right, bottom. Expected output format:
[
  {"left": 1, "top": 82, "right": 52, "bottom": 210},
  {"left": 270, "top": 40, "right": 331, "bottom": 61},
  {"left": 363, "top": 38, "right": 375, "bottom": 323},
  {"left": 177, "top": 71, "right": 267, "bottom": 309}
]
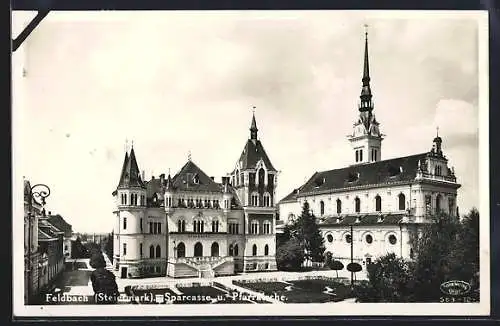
[{"left": 358, "top": 253, "right": 414, "bottom": 303}]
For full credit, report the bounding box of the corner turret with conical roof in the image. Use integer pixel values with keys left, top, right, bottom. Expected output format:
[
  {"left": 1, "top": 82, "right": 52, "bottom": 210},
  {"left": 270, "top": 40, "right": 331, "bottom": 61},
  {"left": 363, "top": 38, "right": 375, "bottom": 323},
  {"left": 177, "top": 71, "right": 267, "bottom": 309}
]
[
  {"left": 117, "top": 146, "right": 146, "bottom": 190},
  {"left": 230, "top": 108, "right": 278, "bottom": 208}
]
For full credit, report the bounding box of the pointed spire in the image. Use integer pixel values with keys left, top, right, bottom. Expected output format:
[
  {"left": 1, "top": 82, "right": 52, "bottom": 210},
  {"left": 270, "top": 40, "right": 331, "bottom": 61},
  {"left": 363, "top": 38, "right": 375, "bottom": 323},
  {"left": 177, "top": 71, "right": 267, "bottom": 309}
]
[
  {"left": 359, "top": 24, "right": 373, "bottom": 113},
  {"left": 117, "top": 145, "right": 145, "bottom": 189},
  {"left": 362, "top": 24, "right": 370, "bottom": 86},
  {"left": 165, "top": 168, "right": 172, "bottom": 190},
  {"left": 250, "top": 107, "right": 258, "bottom": 140}
]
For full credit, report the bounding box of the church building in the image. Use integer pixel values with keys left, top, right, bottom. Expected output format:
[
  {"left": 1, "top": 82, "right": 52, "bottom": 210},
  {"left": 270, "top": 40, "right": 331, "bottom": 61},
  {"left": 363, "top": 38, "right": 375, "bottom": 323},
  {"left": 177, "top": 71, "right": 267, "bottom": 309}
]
[
  {"left": 112, "top": 115, "right": 278, "bottom": 278},
  {"left": 277, "top": 29, "right": 461, "bottom": 267}
]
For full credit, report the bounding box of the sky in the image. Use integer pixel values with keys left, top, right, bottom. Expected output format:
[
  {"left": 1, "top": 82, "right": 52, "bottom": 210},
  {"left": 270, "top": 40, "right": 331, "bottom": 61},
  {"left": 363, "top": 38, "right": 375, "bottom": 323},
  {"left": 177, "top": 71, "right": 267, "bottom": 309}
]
[{"left": 12, "top": 11, "right": 484, "bottom": 233}]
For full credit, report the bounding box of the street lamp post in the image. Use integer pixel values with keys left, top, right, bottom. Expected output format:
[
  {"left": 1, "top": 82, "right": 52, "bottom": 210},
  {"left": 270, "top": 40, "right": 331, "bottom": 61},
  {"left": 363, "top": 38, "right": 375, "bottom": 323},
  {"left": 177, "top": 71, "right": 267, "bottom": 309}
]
[
  {"left": 350, "top": 224, "right": 354, "bottom": 288},
  {"left": 27, "top": 183, "right": 50, "bottom": 303}
]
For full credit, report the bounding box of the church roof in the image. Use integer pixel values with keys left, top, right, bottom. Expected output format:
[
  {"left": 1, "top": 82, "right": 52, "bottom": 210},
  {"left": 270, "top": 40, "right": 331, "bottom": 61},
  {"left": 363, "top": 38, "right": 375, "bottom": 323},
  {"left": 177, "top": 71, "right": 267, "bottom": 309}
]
[
  {"left": 236, "top": 139, "right": 277, "bottom": 172},
  {"left": 117, "top": 148, "right": 145, "bottom": 189},
  {"left": 321, "top": 213, "right": 404, "bottom": 226},
  {"left": 279, "top": 152, "right": 429, "bottom": 203}
]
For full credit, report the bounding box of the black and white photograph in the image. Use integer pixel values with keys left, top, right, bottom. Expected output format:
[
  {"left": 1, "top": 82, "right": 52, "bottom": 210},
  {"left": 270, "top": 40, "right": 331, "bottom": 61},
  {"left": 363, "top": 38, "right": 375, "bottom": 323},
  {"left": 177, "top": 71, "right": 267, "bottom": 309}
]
[{"left": 12, "top": 10, "right": 489, "bottom": 317}]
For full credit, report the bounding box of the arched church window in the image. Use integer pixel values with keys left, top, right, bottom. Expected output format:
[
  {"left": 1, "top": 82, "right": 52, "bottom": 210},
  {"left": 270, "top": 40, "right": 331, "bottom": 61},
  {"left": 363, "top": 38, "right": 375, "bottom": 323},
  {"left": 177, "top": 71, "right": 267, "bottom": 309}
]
[
  {"left": 320, "top": 200, "right": 325, "bottom": 216},
  {"left": 398, "top": 193, "right": 406, "bottom": 211},
  {"left": 388, "top": 235, "right": 397, "bottom": 245},
  {"left": 336, "top": 199, "right": 342, "bottom": 214},
  {"left": 375, "top": 195, "right": 382, "bottom": 212},
  {"left": 149, "top": 245, "right": 154, "bottom": 258},
  {"left": 264, "top": 244, "right": 269, "bottom": 256},
  {"left": 355, "top": 197, "right": 361, "bottom": 213},
  {"left": 252, "top": 244, "right": 257, "bottom": 256},
  {"left": 156, "top": 245, "right": 161, "bottom": 258}
]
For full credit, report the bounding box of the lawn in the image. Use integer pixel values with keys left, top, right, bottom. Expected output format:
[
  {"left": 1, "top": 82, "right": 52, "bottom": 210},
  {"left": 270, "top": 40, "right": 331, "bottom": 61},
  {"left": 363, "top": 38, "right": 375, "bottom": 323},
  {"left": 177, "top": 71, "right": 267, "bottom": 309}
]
[
  {"left": 233, "top": 281, "right": 290, "bottom": 293},
  {"left": 233, "top": 278, "right": 355, "bottom": 303}
]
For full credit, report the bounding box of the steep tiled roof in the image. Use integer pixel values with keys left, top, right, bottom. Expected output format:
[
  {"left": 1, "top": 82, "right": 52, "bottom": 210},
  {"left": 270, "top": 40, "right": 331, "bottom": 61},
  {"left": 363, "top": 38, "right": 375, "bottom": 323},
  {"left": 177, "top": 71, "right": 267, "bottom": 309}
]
[
  {"left": 117, "top": 147, "right": 146, "bottom": 189},
  {"left": 47, "top": 214, "right": 73, "bottom": 237},
  {"left": 296, "top": 153, "right": 429, "bottom": 196},
  {"left": 321, "top": 213, "right": 404, "bottom": 226},
  {"left": 236, "top": 139, "right": 277, "bottom": 172},
  {"left": 171, "top": 160, "right": 223, "bottom": 193}
]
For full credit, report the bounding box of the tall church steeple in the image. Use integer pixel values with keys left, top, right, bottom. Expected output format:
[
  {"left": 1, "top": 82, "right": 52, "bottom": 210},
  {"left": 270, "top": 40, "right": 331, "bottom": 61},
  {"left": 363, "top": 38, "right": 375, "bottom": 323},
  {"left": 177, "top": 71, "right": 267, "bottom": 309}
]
[
  {"left": 348, "top": 25, "right": 384, "bottom": 165},
  {"left": 360, "top": 25, "right": 373, "bottom": 112},
  {"left": 250, "top": 107, "right": 258, "bottom": 141}
]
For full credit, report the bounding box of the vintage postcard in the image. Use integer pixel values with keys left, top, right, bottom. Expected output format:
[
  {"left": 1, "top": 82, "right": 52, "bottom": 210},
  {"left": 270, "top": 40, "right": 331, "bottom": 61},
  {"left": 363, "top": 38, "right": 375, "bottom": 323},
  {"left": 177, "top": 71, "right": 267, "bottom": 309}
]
[{"left": 12, "top": 10, "right": 490, "bottom": 317}]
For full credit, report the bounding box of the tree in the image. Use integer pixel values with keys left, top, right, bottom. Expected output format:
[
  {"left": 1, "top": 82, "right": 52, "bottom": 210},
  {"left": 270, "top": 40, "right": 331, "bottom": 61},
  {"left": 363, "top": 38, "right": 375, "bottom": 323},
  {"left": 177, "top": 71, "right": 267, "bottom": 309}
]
[
  {"left": 410, "top": 211, "right": 463, "bottom": 302},
  {"left": 329, "top": 260, "right": 344, "bottom": 278},
  {"left": 104, "top": 232, "right": 114, "bottom": 262},
  {"left": 295, "top": 201, "right": 326, "bottom": 263},
  {"left": 71, "top": 236, "right": 90, "bottom": 259},
  {"left": 357, "top": 253, "right": 414, "bottom": 303},
  {"left": 276, "top": 238, "right": 305, "bottom": 271}
]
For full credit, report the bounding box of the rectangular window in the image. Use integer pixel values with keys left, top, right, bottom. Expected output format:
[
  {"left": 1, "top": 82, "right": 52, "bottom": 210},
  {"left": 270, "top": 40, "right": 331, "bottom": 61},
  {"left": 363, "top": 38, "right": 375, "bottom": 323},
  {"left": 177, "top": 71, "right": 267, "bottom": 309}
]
[
  {"left": 139, "top": 243, "right": 143, "bottom": 256},
  {"left": 158, "top": 223, "right": 161, "bottom": 234},
  {"left": 140, "top": 218, "right": 143, "bottom": 232},
  {"left": 355, "top": 150, "right": 359, "bottom": 162},
  {"left": 123, "top": 217, "right": 127, "bottom": 230},
  {"left": 123, "top": 243, "right": 127, "bottom": 256},
  {"left": 149, "top": 222, "right": 153, "bottom": 234},
  {"left": 360, "top": 149, "right": 363, "bottom": 162}
]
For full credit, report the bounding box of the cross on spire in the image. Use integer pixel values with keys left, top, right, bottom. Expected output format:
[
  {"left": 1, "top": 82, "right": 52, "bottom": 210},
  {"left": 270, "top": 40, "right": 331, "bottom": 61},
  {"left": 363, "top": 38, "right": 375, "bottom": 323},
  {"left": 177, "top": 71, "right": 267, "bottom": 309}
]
[
  {"left": 436, "top": 126, "right": 440, "bottom": 137},
  {"left": 188, "top": 151, "right": 192, "bottom": 161}
]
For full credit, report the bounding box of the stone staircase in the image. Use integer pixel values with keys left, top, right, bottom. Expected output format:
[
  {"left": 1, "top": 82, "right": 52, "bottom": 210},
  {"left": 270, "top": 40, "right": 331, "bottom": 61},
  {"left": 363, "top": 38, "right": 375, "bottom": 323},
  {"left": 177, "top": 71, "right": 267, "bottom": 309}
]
[{"left": 174, "top": 256, "right": 233, "bottom": 278}]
